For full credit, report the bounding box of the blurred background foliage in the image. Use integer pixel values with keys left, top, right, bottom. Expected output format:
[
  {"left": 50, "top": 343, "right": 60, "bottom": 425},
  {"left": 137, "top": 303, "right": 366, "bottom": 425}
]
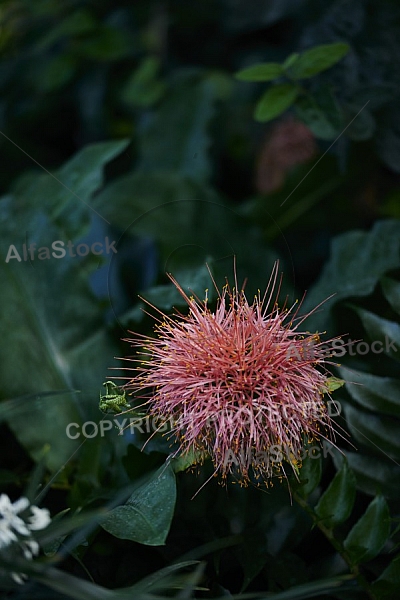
[{"left": 1, "top": 0, "right": 400, "bottom": 598}]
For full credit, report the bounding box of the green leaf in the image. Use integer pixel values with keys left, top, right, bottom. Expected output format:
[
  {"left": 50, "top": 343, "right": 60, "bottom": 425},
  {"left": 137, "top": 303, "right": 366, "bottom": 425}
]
[
  {"left": 121, "top": 56, "right": 166, "bottom": 108},
  {"left": 235, "top": 62, "right": 284, "bottom": 82},
  {"left": 282, "top": 52, "right": 300, "bottom": 70},
  {"left": 141, "top": 263, "right": 214, "bottom": 310},
  {"left": 352, "top": 307, "right": 400, "bottom": 362},
  {"left": 294, "top": 93, "right": 341, "bottom": 140},
  {"left": 344, "top": 495, "right": 390, "bottom": 565},
  {"left": 315, "top": 460, "right": 356, "bottom": 528},
  {"left": 93, "top": 172, "right": 215, "bottom": 266},
  {"left": 334, "top": 451, "right": 400, "bottom": 499},
  {"left": 302, "top": 220, "right": 400, "bottom": 332},
  {"left": 93, "top": 170, "right": 277, "bottom": 275},
  {"left": 51, "top": 140, "right": 129, "bottom": 230},
  {"left": 372, "top": 553, "right": 400, "bottom": 598},
  {"left": 343, "top": 403, "right": 400, "bottom": 461},
  {"left": 36, "top": 509, "right": 104, "bottom": 549},
  {"left": 296, "top": 453, "right": 322, "bottom": 498},
  {"left": 171, "top": 449, "right": 208, "bottom": 473},
  {"left": 0, "top": 208, "right": 123, "bottom": 470},
  {"left": 11, "top": 139, "right": 129, "bottom": 239},
  {"left": 129, "top": 560, "right": 201, "bottom": 593},
  {"left": 381, "top": 277, "right": 400, "bottom": 315},
  {"left": 289, "top": 42, "right": 350, "bottom": 79},
  {"left": 254, "top": 83, "right": 300, "bottom": 122},
  {"left": 101, "top": 464, "right": 176, "bottom": 545},
  {"left": 339, "top": 367, "right": 400, "bottom": 418},
  {"left": 137, "top": 73, "right": 215, "bottom": 181},
  {"left": 34, "top": 562, "right": 204, "bottom": 600},
  {"left": 29, "top": 567, "right": 116, "bottom": 600},
  {"left": 93, "top": 171, "right": 198, "bottom": 253}
]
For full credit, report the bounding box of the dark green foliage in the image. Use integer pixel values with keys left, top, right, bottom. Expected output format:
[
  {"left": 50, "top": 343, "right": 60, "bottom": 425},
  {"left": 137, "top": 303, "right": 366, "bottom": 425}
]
[{"left": 1, "top": 1, "right": 400, "bottom": 598}]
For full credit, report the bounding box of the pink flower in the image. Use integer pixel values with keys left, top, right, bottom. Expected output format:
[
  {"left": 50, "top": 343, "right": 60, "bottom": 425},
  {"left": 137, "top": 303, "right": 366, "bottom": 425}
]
[{"left": 124, "top": 262, "right": 339, "bottom": 487}]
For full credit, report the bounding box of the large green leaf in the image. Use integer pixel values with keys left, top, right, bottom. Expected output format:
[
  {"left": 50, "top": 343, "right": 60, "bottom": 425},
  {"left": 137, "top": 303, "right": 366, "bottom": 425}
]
[
  {"left": 381, "top": 277, "right": 400, "bottom": 315},
  {"left": 344, "top": 495, "right": 390, "bottom": 565},
  {"left": 254, "top": 83, "right": 300, "bottom": 122},
  {"left": 314, "top": 460, "right": 356, "bottom": 528},
  {"left": 352, "top": 307, "right": 400, "bottom": 362},
  {"left": 93, "top": 170, "right": 199, "bottom": 256},
  {"left": 343, "top": 403, "right": 400, "bottom": 461},
  {"left": 334, "top": 451, "right": 400, "bottom": 499},
  {"left": 289, "top": 43, "right": 350, "bottom": 79},
  {"left": 93, "top": 170, "right": 278, "bottom": 278},
  {"left": 137, "top": 73, "right": 215, "bottom": 181},
  {"left": 235, "top": 62, "right": 284, "bottom": 82},
  {"left": 0, "top": 207, "right": 122, "bottom": 470},
  {"left": 0, "top": 392, "right": 81, "bottom": 473},
  {"left": 93, "top": 170, "right": 231, "bottom": 267},
  {"left": 302, "top": 220, "right": 400, "bottom": 332},
  {"left": 101, "top": 464, "right": 176, "bottom": 545},
  {"left": 339, "top": 368, "right": 400, "bottom": 418},
  {"left": 0, "top": 209, "right": 120, "bottom": 398},
  {"left": 11, "top": 140, "right": 129, "bottom": 239}
]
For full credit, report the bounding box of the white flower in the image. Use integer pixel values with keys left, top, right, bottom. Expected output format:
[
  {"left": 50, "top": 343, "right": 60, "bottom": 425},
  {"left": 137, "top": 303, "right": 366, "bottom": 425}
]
[
  {"left": 27, "top": 506, "right": 51, "bottom": 531},
  {"left": 0, "top": 494, "right": 30, "bottom": 539},
  {"left": 11, "top": 572, "right": 28, "bottom": 585},
  {"left": 0, "top": 494, "right": 29, "bottom": 515},
  {"left": 0, "top": 494, "right": 51, "bottom": 584},
  {"left": 0, "top": 519, "right": 18, "bottom": 548},
  {"left": 22, "top": 539, "right": 39, "bottom": 559}
]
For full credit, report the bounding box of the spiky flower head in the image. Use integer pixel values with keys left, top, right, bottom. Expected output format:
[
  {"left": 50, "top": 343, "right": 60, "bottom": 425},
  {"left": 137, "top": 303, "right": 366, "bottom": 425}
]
[{"left": 124, "top": 262, "right": 340, "bottom": 487}]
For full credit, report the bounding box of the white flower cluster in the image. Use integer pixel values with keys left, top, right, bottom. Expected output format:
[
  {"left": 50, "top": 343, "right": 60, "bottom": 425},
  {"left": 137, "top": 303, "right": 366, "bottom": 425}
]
[{"left": 0, "top": 494, "right": 51, "bottom": 584}]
